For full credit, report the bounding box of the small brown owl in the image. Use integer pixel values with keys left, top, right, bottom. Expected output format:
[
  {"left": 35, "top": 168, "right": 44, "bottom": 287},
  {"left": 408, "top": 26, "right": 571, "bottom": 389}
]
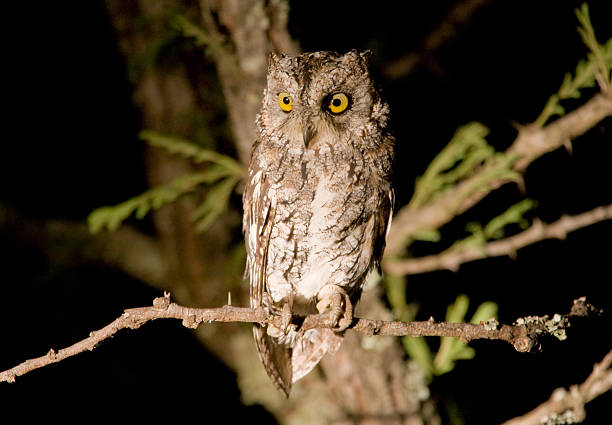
[{"left": 243, "top": 50, "right": 394, "bottom": 396}]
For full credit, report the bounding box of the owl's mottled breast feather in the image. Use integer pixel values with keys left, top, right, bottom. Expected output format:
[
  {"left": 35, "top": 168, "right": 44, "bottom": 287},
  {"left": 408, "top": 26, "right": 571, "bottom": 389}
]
[{"left": 244, "top": 132, "right": 393, "bottom": 311}]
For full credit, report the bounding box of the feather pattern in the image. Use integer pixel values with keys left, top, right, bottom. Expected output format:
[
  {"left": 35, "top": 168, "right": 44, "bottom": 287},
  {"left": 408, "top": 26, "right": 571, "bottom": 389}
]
[{"left": 243, "top": 51, "right": 394, "bottom": 396}]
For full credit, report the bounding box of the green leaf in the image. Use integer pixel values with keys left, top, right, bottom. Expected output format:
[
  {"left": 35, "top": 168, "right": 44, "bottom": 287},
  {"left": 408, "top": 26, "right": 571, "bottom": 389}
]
[
  {"left": 173, "top": 14, "right": 211, "bottom": 47},
  {"left": 536, "top": 4, "right": 611, "bottom": 126},
  {"left": 192, "top": 176, "right": 239, "bottom": 232},
  {"left": 432, "top": 296, "right": 498, "bottom": 376},
  {"left": 434, "top": 342, "right": 475, "bottom": 376},
  {"left": 402, "top": 336, "right": 433, "bottom": 379},
  {"left": 384, "top": 274, "right": 419, "bottom": 322},
  {"left": 88, "top": 171, "right": 218, "bottom": 233},
  {"left": 411, "top": 228, "right": 441, "bottom": 243},
  {"left": 409, "top": 122, "right": 492, "bottom": 209},
  {"left": 446, "top": 294, "right": 469, "bottom": 323},
  {"left": 483, "top": 199, "right": 536, "bottom": 240},
  {"left": 470, "top": 301, "right": 498, "bottom": 325},
  {"left": 140, "top": 130, "right": 245, "bottom": 177}
]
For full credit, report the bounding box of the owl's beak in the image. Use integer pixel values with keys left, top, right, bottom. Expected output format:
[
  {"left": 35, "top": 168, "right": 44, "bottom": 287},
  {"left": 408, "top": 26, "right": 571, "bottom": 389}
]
[{"left": 302, "top": 120, "right": 317, "bottom": 148}]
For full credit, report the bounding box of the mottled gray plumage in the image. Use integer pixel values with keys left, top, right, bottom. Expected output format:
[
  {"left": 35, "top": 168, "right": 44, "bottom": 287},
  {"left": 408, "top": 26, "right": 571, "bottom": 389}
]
[{"left": 243, "top": 50, "right": 394, "bottom": 396}]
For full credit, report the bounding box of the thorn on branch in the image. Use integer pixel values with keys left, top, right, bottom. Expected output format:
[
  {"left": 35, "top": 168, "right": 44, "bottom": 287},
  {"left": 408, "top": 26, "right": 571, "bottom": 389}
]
[
  {"left": 153, "top": 292, "right": 171, "bottom": 310},
  {"left": 562, "top": 138, "right": 573, "bottom": 155}
]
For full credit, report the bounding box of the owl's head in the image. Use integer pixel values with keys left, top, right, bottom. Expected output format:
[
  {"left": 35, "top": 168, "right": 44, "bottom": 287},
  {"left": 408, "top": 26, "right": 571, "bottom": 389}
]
[{"left": 258, "top": 50, "right": 389, "bottom": 150}]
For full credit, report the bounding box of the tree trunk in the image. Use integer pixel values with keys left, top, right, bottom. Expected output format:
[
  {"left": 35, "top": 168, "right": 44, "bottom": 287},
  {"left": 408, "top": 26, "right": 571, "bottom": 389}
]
[{"left": 104, "top": 1, "right": 435, "bottom": 423}]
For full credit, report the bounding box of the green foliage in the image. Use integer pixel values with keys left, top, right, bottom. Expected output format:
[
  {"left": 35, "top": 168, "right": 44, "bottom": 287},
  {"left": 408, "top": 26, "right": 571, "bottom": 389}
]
[
  {"left": 395, "top": 294, "right": 498, "bottom": 381},
  {"left": 403, "top": 333, "right": 435, "bottom": 379},
  {"left": 173, "top": 14, "right": 211, "bottom": 48},
  {"left": 409, "top": 122, "right": 493, "bottom": 210},
  {"left": 384, "top": 275, "right": 432, "bottom": 376},
  {"left": 141, "top": 131, "right": 245, "bottom": 176},
  {"left": 89, "top": 171, "right": 225, "bottom": 233},
  {"left": 411, "top": 228, "right": 441, "bottom": 243},
  {"left": 191, "top": 175, "right": 241, "bottom": 232},
  {"left": 385, "top": 276, "right": 497, "bottom": 380},
  {"left": 387, "top": 3, "right": 610, "bottom": 384},
  {"left": 449, "top": 199, "right": 536, "bottom": 253},
  {"left": 88, "top": 131, "right": 245, "bottom": 234},
  {"left": 575, "top": 3, "right": 611, "bottom": 87},
  {"left": 173, "top": 14, "right": 234, "bottom": 64},
  {"left": 449, "top": 152, "right": 521, "bottom": 213},
  {"left": 394, "top": 129, "right": 524, "bottom": 380},
  {"left": 392, "top": 1, "right": 609, "bottom": 388},
  {"left": 406, "top": 123, "right": 521, "bottom": 246},
  {"left": 384, "top": 274, "right": 418, "bottom": 323},
  {"left": 535, "top": 3, "right": 612, "bottom": 126},
  {"left": 482, "top": 198, "right": 535, "bottom": 238},
  {"left": 433, "top": 295, "right": 498, "bottom": 376}
]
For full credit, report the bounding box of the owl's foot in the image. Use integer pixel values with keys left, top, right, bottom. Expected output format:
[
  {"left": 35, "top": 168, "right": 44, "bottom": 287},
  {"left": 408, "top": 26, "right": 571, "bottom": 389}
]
[
  {"left": 316, "top": 286, "right": 353, "bottom": 332},
  {"left": 264, "top": 293, "right": 296, "bottom": 341}
]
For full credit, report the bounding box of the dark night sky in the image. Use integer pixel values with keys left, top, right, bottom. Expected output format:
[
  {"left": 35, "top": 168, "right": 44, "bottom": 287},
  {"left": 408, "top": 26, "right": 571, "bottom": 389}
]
[{"left": 1, "top": 1, "right": 611, "bottom": 423}]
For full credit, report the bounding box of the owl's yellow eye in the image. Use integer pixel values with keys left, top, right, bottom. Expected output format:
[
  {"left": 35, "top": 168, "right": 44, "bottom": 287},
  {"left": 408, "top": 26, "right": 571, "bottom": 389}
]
[
  {"left": 278, "top": 92, "right": 293, "bottom": 112},
  {"left": 326, "top": 93, "right": 350, "bottom": 114}
]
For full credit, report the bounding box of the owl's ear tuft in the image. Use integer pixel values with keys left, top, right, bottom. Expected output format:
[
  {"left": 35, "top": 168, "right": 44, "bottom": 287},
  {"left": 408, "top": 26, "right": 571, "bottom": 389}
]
[
  {"left": 343, "top": 49, "right": 360, "bottom": 62},
  {"left": 268, "top": 52, "right": 283, "bottom": 70},
  {"left": 343, "top": 49, "right": 374, "bottom": 70},
  {"left": 360, "top": 50, "right": 374, "bottom": 66}
]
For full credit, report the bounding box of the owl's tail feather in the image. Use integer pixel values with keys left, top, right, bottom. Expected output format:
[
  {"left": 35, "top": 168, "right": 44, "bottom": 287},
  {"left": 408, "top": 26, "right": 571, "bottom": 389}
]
[
  {"left": 291, "top": 328, "right": 343, "bottom": 384},
  {"left": 254, "top": 324, "right": 344, "bottom": 397},
  {"left": 253, "top": 324, "right": 293, "bottom": 397}
]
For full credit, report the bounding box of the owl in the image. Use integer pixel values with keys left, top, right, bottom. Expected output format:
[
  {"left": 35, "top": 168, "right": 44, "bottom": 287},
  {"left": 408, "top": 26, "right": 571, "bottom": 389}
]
[{"left": 243, "top": 50, "right": 394, "bottom": 397}]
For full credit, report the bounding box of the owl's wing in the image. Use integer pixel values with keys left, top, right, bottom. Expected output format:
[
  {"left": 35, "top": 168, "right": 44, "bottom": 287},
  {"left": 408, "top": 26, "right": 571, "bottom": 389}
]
[
  {"left": 373, "top": 187, "right": 395, "bottom": 273},
  {"left": 385, "top": 188, "right": 395, "bottom": 240},
  {"left": 243, "top": 149, "right": 272, "bottom": 308},
  {"left": 243, "top": 140, "right": 293, "bottom": 397}
]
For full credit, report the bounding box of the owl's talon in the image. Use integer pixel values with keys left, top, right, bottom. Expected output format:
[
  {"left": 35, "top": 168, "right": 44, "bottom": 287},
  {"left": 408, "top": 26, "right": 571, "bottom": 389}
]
[
  {"left": 262, "top": 293, "right": 280, "bottom": 314},
  {"left": 334, "top": 289, "right": 354, "bottom": 332},
  {"left": 263, "top": 294, "right": 294, "bottom": 335},
  {"left": 318, "top": 286, "right": 353, "bottom": 332},
  {"left": 280, "top": 302, "right": 292, "bottom": 332}
]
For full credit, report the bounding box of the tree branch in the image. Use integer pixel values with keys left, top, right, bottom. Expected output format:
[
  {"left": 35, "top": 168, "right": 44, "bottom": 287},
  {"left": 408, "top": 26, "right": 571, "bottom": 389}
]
[
  {"left": 0, "top": 294, "right": 597, "bottom": 384},
  {"left": 384, "top": 91, "right": 612, "bottom": 260},
  {"left": 500, "top": 347, "right": 612, "bottom": 425},
  {"left": 385, "top": 204, "right": 612, "bottom": 275}
]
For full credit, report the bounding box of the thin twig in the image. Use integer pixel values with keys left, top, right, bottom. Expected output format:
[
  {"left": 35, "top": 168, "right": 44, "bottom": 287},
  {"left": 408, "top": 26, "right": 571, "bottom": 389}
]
[
  {"left": 500, "top": 347, "right": 612, "bottom": 425},
  {"left": 385, "top": 204, "right": 612, "bottom": 275},
  {"left": 0, "top": 295, "right": 597, "bottom": 383}
]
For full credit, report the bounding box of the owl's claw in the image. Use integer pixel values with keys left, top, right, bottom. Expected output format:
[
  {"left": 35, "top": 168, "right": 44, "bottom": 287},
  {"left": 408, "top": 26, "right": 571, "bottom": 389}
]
[
  {"left": 317, "top": 286, "right": 353, "bottom": 332},
  {"left": 332, "top": 289, "right": 353, "bottom": 331},
  {"left": 263, "top": 293, "right": 295, "bottom": 338},
  {"left": 280, "top": 302, "right": 292, "bottom": 332}
]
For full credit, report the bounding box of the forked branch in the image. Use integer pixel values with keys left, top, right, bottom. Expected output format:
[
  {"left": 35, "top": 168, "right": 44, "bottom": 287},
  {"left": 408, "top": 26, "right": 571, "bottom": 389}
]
[{"left": 501, "top": 347, "right": 612, "bottom": 425}]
